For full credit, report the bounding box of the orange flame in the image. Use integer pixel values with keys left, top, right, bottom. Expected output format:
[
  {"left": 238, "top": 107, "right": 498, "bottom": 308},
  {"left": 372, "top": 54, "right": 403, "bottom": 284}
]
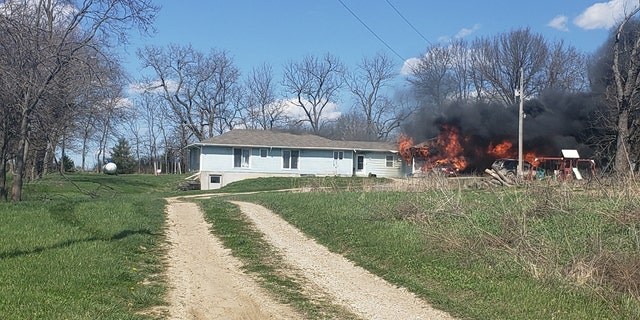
[
  {"left": 436, "top": 125, "right": 467, "bottom": 170},
  {"left": 488, "top": 140, "right": 539, "bottom": 167},
  {"left": 398, "top": 134, "right": 414, "bottom": 164},
  {"left": 400, "top": 129, "right": 542, "bottom": 173},
  {"left": 488, "top": 140, "right": 515, "bottom": 158},
  {"left": 525, "top": 152, "right": 539, "bottom": 167},
  {"left": 399, "top": 125, "right": 468, "bottom": 172}
]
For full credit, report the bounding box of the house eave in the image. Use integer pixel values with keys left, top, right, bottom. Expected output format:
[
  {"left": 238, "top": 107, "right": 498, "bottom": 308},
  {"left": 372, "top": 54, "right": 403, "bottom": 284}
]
[{"left": 191, "top": 142, "right": 397, "bottom": 153}]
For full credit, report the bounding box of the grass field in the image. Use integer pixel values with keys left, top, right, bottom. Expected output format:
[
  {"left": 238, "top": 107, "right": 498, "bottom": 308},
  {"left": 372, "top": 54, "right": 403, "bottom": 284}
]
[
  {"left": 0, "top": 173, "right": 185, "bottom": 320},
  {"left": 205, "top": 177, "right": 640, "bottom": 319},
  {"left": 2, "top": 173, "right": 640, "bottom": 319}
]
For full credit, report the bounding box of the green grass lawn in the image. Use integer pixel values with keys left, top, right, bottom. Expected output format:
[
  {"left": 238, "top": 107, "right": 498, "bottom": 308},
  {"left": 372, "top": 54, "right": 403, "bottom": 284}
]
[
  {"left": 205, "top": 180, "right": 640, "bottom": 319},
  {"left": 3, "top": 173, "right": 640, "bottom": 319},
  {"left": 0, "top": 172, "right": 185, "bottom": 320}
]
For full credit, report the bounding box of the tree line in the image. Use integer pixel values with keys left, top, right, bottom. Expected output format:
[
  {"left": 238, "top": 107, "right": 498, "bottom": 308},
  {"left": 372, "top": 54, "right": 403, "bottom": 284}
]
[
  {"left": 0, "top": 0, "right": 157, "bottom": 201},
  {"left": 1, "top": 0, "right": 640, "bottom": 201}
]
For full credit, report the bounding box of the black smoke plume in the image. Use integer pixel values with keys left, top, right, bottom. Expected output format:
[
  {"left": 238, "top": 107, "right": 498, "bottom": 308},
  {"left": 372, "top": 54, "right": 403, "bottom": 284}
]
[{"left": 402, "top": 91, "right": 601, "bottom": 172}]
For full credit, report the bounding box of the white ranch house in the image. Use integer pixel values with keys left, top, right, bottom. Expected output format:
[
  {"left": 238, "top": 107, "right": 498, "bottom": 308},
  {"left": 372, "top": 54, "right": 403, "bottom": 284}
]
[{"left": 188, "top": 129, "right": 410, "bottom": 190}]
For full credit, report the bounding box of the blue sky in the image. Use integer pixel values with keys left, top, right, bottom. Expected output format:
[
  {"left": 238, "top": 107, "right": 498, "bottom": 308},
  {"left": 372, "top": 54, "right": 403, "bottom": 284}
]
[{"left": 125, "top": 0, "right": 637, "bottom": 81}]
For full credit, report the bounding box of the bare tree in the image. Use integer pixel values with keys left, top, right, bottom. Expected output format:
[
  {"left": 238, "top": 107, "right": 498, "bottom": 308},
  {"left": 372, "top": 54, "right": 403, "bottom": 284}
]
[
  {"left": 410, "top": 28, "right": 587, "bottom": 108},
  {"left": 74, "top": 105, "right": 99, "bottom": 171},
  {"left": 213, "top": 82, "right": 244, "bottom": 135},
  {"left": 42, "top": 46, "right": 127, "bottom": 174},
  {"left": 409, "top": 40, "right": 492, "bottom": 107},
  {"left": 93, "top": 93, "right": 129, "bottom": 171},
  {"left": 282, "top": 53, "right": 345, "bottom": 134},
  {"left": 543, "top": 40, "right": 588, "bottom": 92},
  {"left": 322, "top": 111, "right": 370, "bottom": 141},
  {"left": 134, "top": 92, "right": 168, "bottom": 174},
  {"left": 448, "top": 39, "right": 475, "bottom": 103},
  {"left": 138, "top": 44, "right": 241, "bottom": 141},
  {"left": 611, "top": 5, "right": 640, "bottom": 175},
  {"left": 408, "top": 44, "right": 458, "bottom": 107},
  {"left": 470, "top": 28, "right": 549, "bottom": 105},
  {"left": 122, "top": 107, "right": 143, "bottom": 172},
  {"left": 242, "top": 63, "right": 287, "bottom": 130},
  {"left": 345, "top": 53, "right": 401, "bottom": 140},
  {"left": 0, "top": 0, "right": 157, "bottom": 201}
]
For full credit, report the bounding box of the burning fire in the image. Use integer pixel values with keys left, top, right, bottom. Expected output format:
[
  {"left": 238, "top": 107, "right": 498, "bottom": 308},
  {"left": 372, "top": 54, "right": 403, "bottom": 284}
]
[
  {"left": 399, "top": 125, "right": 468, "bottom": 172},
  {"left": 398, "top": 134, "right": 415, "bottom": 164},
  {"left": 488, "top": 141, "right": 513, "bottom": 158},
  {"left": 400, "top": 127, "right": 540, "bottom": 173},
  {"left": 487, "top": 140, "right": 539, "bottom": 166}
]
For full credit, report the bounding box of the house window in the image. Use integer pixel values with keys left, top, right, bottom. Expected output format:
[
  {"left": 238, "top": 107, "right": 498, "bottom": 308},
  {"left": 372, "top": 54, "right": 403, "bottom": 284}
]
[
  {"left": 233, "top": 148, "right": 250, "bottom": 168},
  {"left": 356, "top": 155, "right": 364, "bottom": 171},
  {"left": 333, "top": 151, "right": 344, "bottom": 160},
  {"left": 386, "top": 155, "right": 394, "bottom": 167},
  {"left": 283, "top": 150, "right": 299, "bottom": 169},
  {"left": 260, "top": 149, "right": 268, "bottom": 158}
]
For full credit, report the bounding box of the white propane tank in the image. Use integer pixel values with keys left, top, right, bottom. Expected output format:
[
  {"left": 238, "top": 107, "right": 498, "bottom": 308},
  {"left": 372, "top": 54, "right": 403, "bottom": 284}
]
[{"left": 103, "top": 162, "right": 117, "bottom": 175}]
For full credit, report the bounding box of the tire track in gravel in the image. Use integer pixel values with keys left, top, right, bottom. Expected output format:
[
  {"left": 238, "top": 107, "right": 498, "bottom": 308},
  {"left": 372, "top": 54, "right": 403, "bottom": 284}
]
[
  {"left": 230, "top": 200, "right": 454, "bottom": 320},
  {"left": 164, "top": 197, "right": 300, "bottom": 319}
]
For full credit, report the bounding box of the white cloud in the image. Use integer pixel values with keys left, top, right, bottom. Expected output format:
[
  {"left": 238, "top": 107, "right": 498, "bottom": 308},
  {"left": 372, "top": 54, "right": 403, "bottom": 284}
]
[
  {"left": 400, "top": 57, "right": 420, "bottom": 75},
  {"left": 435, "top": 24, "right": 481, "bottom": 46},
  {"left": 455, "top": 24, "right": 481, "bottom": 39},
  {"left": 437, "top": 35, "right": 451, "bottom": 43},
  {"left": 574, "top": 0, "right": 638, "bottom": 30},
  {"left": 547, "top": 15, "right": 569, "bottom": 31},
  {"left": 281, "top": 98, "right": 341, "bottom": 122}
]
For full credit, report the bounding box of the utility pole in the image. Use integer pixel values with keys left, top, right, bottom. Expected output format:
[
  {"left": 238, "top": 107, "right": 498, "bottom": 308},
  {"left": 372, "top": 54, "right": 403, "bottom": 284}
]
[{"left": 517, "top": 67, "right": 524, "bottom": 177}]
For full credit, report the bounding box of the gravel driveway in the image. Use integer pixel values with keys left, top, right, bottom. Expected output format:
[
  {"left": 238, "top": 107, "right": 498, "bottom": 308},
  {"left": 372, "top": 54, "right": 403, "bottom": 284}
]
[{"left": 163, "top": 195, "right": 454, "bottom": 320}]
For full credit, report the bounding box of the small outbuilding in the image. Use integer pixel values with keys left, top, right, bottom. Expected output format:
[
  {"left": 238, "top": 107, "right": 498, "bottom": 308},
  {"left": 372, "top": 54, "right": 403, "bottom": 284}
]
[{"left": 187, "top": 129, "right": 409, "bottom": 190}]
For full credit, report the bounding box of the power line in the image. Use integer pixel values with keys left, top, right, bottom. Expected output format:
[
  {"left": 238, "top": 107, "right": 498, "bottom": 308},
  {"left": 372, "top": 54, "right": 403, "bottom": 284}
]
[
  {"left": 336, "top": 0, "right": 406, "bottom": 62},
  {"left": 384, "top": 0, "right": 432, "bottom": 47}
]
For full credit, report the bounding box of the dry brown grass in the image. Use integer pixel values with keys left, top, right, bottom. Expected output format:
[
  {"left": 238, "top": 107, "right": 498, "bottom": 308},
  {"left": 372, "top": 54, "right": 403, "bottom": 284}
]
[
  {"left": 386, "top": 174, "right": 640, "bottom": 300},
  {"left": 320, "top": 173, "right": 640, "bottom": 302},
  {"left": 567, "top": 252, "right": 640, "bottom": 297}
]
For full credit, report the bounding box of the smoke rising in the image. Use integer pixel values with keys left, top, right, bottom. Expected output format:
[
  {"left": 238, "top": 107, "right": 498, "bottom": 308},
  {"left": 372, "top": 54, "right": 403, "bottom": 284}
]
[{"left": 402, "top": 91, "right": 600, "bottom": 172}]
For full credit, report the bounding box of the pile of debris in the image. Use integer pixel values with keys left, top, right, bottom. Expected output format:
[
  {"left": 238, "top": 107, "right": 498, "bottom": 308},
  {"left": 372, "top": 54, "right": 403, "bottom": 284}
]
[
  {"left": 482, "top": 168, "right": 517, "bottom": 187},
  {"left": 474, "top": 158, "right": 526, "bottom": 188}
]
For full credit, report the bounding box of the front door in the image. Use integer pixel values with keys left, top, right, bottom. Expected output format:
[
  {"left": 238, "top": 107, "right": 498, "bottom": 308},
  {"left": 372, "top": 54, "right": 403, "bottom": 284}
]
[{"left": 355, "top": 155, "right": 365, "bottom": 175}]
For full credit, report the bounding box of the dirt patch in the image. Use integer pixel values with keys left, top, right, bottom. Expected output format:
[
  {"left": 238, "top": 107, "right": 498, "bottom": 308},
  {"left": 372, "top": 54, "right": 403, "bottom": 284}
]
[{"left": 163, "top": 196, "right": 454, "bottom": 319}]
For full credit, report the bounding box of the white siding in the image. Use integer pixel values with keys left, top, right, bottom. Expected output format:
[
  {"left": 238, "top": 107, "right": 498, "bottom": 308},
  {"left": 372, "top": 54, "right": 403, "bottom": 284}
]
[
  {"left": 197, "top": 145, "right": 408, "bottom": 190},
  {"left": 250, "top": 148, "right": 281, "bottom": 172},
  {"left": 200, "top": 146, "right": 353, "bottom": 176},
  {"left": 353, "top": 152, "right": 405, "bottom": 178},
  {"left": 296, "top": 149, "right": 352, "bottom": 176},
  {"left": 200, "top": 146, "right": 235, "bottom": 171}
]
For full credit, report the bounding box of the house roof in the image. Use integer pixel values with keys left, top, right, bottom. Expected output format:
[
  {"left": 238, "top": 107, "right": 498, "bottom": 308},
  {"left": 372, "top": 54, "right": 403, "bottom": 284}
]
[{"left": 191, "top": 129, "right": 398, "bottom": 152}]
